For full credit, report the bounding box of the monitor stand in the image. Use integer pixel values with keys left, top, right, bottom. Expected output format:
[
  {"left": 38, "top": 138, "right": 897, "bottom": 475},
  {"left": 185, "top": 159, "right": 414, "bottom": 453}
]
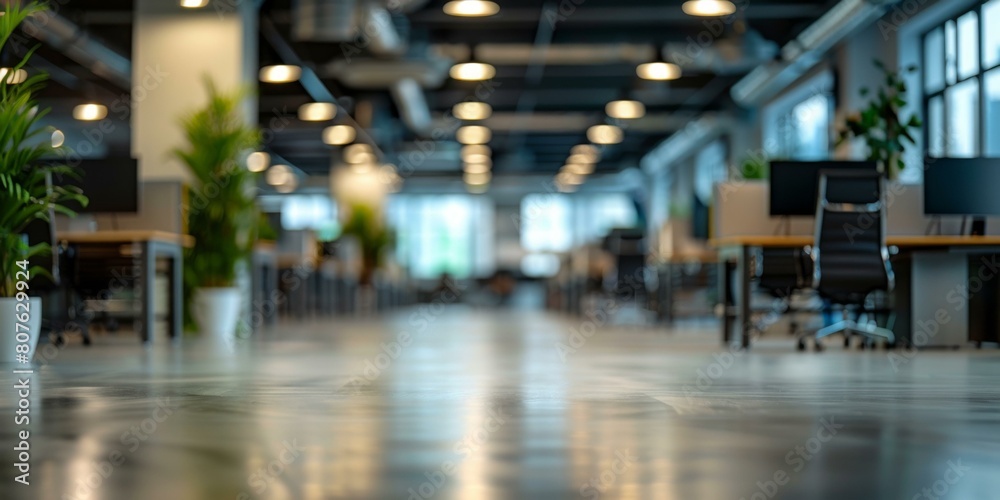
[{"left": 970, "top": 217, "right": 987, "bottom": 236}]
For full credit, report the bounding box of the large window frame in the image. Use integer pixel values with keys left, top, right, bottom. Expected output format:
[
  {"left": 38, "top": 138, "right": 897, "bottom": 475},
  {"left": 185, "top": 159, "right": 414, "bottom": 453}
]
[{"left": 921, "top": 0, "right": 1000, "bottom": 158}]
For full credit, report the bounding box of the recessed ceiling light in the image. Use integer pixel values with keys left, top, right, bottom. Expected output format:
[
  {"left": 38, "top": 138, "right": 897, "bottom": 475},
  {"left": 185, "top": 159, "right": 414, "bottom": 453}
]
[
  {"left": 464, "top": 162, "right": 491, "bottom": 174},
  {"left": 606, "top": 100, "right": 646, "bottom": 119},
  {"left": 456, "top": 125, "right": 492, "bottom": 144},
  {"left": 453, "top": 101, "right": 492, "bottom": 120},
  {"left": 587, "top": 124, "right": 623, "bottom": 145},
  {"left": 275, "top": 176, "right": 299, "bottom": 193},
  {"left": 567, "top": 153, "right": 596, "bottom": 165},
  {"left": 637, "top": 61, "right": 682, "bottom": 81},
  {"left": 266, "top": 164, "right": 292, "bottom": 186},
  {"left": 323, "top": 125, "right": 356, "bottom": 146},
  {"left": 51, "top": 129, "right": 65, "bottom": 148},
  {"left": 298, "top": 102, "right": 336, "bottom": 121},
  {"left": 259, "top": 65, "right": 302, "bottom": 83},
  {"left": 247, "top": 152, "right": 270, "bottom": 172},
  {"left": 571, "top": 144, "right": 601, "bottom": 160},
  {"left": 682, "top": 0, "right": 737, "bottom": 17},
  {"left": 556, "top": 171, "right": 584, "bottom": 185},
  {"left": 344, "top": 143, "right": 375, "bottom": 164},
  {"left": 73, "top": 103, "right": 108, "bottom": 121},
  {"left": 180, "top": 0, "right": 209, "bottom": 8},
  {"left": 443, "top": 0, "right": 500, "bottom": 17},
  {"left": 563, "top": 163, "right": 594, "bottom": 175},
  {"left": 464, "top": 171, "right": 492, "bottom": 185},
  {"left": 461, "top": 144, "right": 492, "bottom": 163},
  {"left": 450, "top": 62, "right": 496, "bottom": 81},
  {"left": 0, "top": 67, "right": 27, "bottom": 84}
]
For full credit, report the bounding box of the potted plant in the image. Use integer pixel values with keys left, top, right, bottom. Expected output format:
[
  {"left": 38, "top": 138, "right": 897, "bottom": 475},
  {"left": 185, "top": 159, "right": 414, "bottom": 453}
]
[
  {"left": 174, "top": 78, "right": 261, "bottom": 341},
  {"left": 1, "top": 2, "right": 87, "bottom": 363},
  {"left": 838, "top": 60, "right": 922, "bottom": 180},
  {"left": 339, "top": 203, "right": 393, "bottom": 286}
]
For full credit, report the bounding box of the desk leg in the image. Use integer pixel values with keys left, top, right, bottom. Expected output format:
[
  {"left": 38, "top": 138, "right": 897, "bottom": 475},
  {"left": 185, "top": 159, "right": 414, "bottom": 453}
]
[
  {"left": 138, "top": 242, "right": 155, "bottom": 345},
  {"left": 169, "top": 245, "right": 182, "bottom": 340},
  {"left": 664, "top": 265, "right": 675, "bottom": 324},
  {"left": 738, "top": 245, "right": 752, "bottom": 349},
  {"left": 718, "top": 259, "right": 733, "bottom": 345}
]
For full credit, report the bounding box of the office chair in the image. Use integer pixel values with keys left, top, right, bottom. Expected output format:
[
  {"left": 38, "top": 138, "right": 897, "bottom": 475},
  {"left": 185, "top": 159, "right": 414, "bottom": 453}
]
[
  {"left": 797, "top": 171, "right": 895, "bottom": 351},
  {"left": 754, "top": 247, "right": 811, "bottom": 336},
  {"left": 23, "top": 214, "right": 91, "bottom": 346}
]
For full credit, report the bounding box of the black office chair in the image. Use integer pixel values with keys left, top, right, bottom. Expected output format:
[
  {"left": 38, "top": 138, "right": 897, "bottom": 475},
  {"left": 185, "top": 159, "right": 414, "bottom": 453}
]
[
  {"left": 754, "top": 247, "right": 812, "bottom": 336},
  {"left": 23, "top": 215, "right": 90, "bottom": 346},
  {"left": 797, "top": 170, "right": 895, "bottom": 351}
]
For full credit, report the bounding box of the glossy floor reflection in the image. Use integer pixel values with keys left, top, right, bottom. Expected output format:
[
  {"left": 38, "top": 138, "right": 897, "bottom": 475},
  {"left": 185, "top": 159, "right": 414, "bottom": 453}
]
[{"left": 3, "top": 306, "right": 1000, "bottom": 499}]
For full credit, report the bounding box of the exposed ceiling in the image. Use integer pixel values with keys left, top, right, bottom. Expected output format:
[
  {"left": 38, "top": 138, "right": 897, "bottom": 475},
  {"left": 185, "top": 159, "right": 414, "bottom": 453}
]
[{"left": 26, "top": 0, "right": 840, "bottom": 184}]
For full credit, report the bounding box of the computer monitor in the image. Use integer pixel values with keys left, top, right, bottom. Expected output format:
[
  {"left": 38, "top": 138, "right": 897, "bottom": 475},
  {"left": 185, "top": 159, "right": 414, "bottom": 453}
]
[
  {"left": 923, "top": 157, "right": 1000, "bottom": 216},
  {"left": 54, "top": 158, "right": 139, "bottom": 214},
  {"left": 769, "top": 161, "right": 879, "bottom": 216}
]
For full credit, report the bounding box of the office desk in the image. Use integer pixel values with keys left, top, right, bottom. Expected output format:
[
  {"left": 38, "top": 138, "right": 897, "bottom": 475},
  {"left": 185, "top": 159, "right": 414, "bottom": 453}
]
[
  {"left": 655, "top": 251, "right": 718, "bottom": 323},
  {"left": 711, "top": 235, "right": 1000, "bottom": 349},
  {"left": 59, "top": 231, "right": 193, "bottom": 344}
]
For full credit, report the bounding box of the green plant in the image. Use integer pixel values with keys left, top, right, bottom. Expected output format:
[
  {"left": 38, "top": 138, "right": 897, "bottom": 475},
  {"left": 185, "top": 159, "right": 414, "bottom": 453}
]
[
  {"left": 0, "top": 2, "right": 87, "bottom": 297},
  {"left": 838, "top": 59, "right": 922, "bottom": 179},
  {"left": 174, "top": 78, "right": 261, "bottom": 290},
  {"left": 738, "top": 155, "right": 769, "bottom": 180},
  {"left": 340, "top": 203, "right": 393, "bottom": 286}
]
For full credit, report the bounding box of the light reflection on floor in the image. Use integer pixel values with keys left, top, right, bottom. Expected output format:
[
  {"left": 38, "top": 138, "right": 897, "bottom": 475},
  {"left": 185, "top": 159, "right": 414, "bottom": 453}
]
[{"left": 2, "top": 306, "right": 1000, "bottom": 499}]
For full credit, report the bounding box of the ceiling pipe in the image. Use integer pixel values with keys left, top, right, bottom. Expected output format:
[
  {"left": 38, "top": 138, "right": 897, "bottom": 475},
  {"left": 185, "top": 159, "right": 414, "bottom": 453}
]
[
  {"left": 22, "top": 12, "right": 131, "bottom": 89},
  {"left": 390, "top": 78, "right": 433, "bottom": 136},
  {"left": 730, "top": 0, "right": 893, "bottom": 106},
  {"left": 640, "top": 116, "right": 733, "bottom": 175}
]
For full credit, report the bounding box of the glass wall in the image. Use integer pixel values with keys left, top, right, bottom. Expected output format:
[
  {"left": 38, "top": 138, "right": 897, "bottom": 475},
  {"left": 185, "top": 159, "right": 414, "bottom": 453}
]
[{"left": 386, "top": 195, "right": 494, "bottom": 279}]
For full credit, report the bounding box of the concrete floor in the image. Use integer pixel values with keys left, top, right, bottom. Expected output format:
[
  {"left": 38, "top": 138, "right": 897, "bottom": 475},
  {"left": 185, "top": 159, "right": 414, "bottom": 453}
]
[{"left": 3, "top": 307, "right": 1000, "bottom": 500}]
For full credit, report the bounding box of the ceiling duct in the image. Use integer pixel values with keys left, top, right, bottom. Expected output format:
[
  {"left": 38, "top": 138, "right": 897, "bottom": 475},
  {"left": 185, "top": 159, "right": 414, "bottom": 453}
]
[
  {"left": 730, "top": 0, "right": 892, "bottom": 106},
  {"left": 323, "top": 56, "right": 451, "bottom": 88},
  {"left": 640, "top": 116, "right": 732, "bottom": 175},
  {"left": 23, "top": 13, "right": 131, "bottom": 89},
  {"left": 390, "top": 78, "right": 433, "bottom": 136},
  {"left": 292, "top": 0, "right": 409, "bottom": 56}
]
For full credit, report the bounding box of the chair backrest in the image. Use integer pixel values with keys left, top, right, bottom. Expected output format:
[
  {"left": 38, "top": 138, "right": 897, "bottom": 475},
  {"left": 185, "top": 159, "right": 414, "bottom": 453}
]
[
  {"left": 812, "top": 171, "right": 892, "bottom": 303},
  {"left": 23, "top": 209, "right": 60, "bottom": 289}
]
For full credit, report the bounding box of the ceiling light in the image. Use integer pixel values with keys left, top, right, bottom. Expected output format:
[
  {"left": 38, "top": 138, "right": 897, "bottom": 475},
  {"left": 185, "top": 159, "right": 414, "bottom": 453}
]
[
  {"left": 266, "top": 164, "right": 292, "bottom": 186},
  {"left": 453, "top": 101, "right": 492, "bottom": 120},
  {"left": 323, "top": 125, "right": 356, "bottom": 146},
  {"left": 0, "top": 67, "right": 27, "bottom": 84},
  {"left": 50, "top": 130, "right": 65, "bottom": 148},
  {"left": 275, "top": 177, "right": 298, "bottom": 193},
  {"left": 456, "top": 125, "right": 491, "bottom": 144},
  {"left": 180, "top": 0, "right": 209, "bottom": 8},
  {"left": 344, "top": 143, "right": 375, "bottom": 164},
  {"left": 563, "top": 163, "right": 594, "bottom": 175},
  {"left": 587, "top": 124, "right": 623, "bottom": 145},
  {"left": 464, "top": 162, "right": 491, "bottom": 174},
  {"left": 571, "top": 144, "right": 601, "bottom": 161},
  {"left": 73, "top": 104, "right": 108, "bottom": 121},
  {"left": 259, "top": 65, "right": 302, "bottom": 83},
  {"left": 461, "top": 145, "right": 492, "bottom": 163},
  {"left": 637, "top": 61, "right": 682, "bottom": 81},
  {"left": 450, "top": 62, "right": 496, "bottom": 81},
  {"left": 247, "top": 152, "right": 270, "bottom": 172},
  {"left": 443, "top": 0, "right": 500, "bottom": 17},
  {"left": 682, "top": 0, "right": 737, "bottom": 17},
  {"left": 557, "top": 171, "right": 584, "bottom": 185},
  {"left": 465, "top": 171, "right": 492, "bottom": 185},
  {"left": 606, "top": 99, "right": 646, "bottom": 119},
  {"left": 567, "top": 153, "right": 596, "bottom": 165},
  {"left": 298, "top": 102, "right": 336, "bottom": 121},
  {"left": 351, "top": 162, "right": 375, "bottom": 173}
]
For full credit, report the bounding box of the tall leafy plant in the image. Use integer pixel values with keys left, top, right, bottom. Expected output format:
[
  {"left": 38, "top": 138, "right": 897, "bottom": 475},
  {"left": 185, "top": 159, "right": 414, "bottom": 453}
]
[
  {"left": 838, "top": 60, "right": 922, "bottom": 180},
  {"left": 174, "top": 78, "right": 261, "bottom": 290},
  {"left": 0, "top": 2, "right": 86, "bottom": 297},
  {"left": 340, "top": 203, "right": 393, "bottom": 286}
]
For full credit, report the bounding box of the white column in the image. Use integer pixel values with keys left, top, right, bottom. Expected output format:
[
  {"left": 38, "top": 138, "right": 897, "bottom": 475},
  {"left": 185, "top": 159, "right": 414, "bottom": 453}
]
[{"left": 132, "top": 0, "right": 258, "bottom": 181}]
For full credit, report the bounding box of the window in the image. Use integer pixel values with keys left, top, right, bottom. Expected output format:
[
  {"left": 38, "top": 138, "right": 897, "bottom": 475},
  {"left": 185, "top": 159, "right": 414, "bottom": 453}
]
[
  {"left": 923, "top": 0, "right": 1000, "bottom": 158},
  {"left": 386, "top": 195, "right": 494, "bottom": 279},
  {"left": 763, "top": 72, "right": 834, "bottom": 161}
]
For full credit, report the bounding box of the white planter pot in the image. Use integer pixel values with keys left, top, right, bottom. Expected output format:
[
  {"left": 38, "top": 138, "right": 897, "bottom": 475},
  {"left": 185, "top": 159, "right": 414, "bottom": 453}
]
[
  {"left": 0, "top": 297, "right": 42, "bottom": 364},
  {"left": 193, "top": 287, "right": 241, "bottom": 344}
]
